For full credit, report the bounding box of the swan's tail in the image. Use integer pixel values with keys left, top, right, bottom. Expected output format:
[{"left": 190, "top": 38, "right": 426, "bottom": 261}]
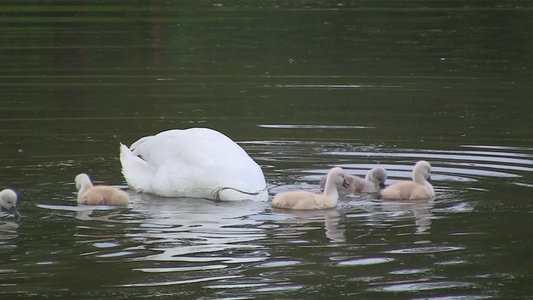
[
  {"left": 119, "top": 143, "right": 154, "bottom": 192},
  {"left": 212, "top": 186, "right": 269, "bottom": 201}
]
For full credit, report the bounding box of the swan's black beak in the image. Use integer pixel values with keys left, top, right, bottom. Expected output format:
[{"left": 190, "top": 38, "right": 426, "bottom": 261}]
[
  {"left": 379, "top": 183, "right": 386, "bottom": 189},
  {"left": 427, "top": 176, "right": 432, "bottom": 183},
  {"left": 342, "top": 179, "right": 350, "bottom": 188},
  {"left": 8, "top": 206, "right": 21, "bottom": 221}
]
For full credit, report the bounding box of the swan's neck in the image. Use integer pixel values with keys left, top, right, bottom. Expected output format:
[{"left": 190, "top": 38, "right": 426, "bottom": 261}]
[
  {"left": 78, "top": 181, "right": 93, "bottom": 194},
  {"left": 323, "top": 180, "right": 339, "bottom": 204},
  {"left": 413, "top": 171, "right": 434, "bottom": 193},
  {"left": 423, "top": 180, "right": 434, "bottom": 194},
  {"left": 365, "top": 172, "right": 379, "bottom": 190},
  {"left": 413, "top": 170, "right": 426, "bottom": 184}
]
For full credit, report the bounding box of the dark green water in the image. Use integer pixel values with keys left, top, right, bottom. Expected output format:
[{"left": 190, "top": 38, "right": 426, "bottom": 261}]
[{"left": 1, "top": 1, "right": 532, "bottom": 299}]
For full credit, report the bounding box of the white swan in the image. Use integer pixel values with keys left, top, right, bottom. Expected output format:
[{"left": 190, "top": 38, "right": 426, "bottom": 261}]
[
  {"left": 381, "top": 161, "right": 435, "bottom": 200},
  {"left": 119, "top": 127, "right": 268, "bottom": 201},
  {"left": 272, "top": 167, "right": 348, "bottom": 210},
  {"left": 0, "top": 189, "right": 20, "bottom": 219},
  {"left": 75, "top": 173, "right": 129, "bottom": 206},
  {"left": 320, "top": 167, "right": 387, "bottom": 193}
]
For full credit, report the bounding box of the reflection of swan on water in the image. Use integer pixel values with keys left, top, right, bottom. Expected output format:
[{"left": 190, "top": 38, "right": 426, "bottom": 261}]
[
  {"left": 39, "top": 196, "right": 271, "bottom": 264},
  {"left": 271, "top": 208, "right": 346, "bottom": 243},
  {"left": 123, "top": 195, "right": 270, "bottom": 264},
  {"left": 377, "top": 198, "right": 435, "bottom": 234}
]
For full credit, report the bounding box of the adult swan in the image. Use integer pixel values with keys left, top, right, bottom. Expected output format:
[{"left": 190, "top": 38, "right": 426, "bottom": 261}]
[{"left": 119, "top": 128, "right": 268, "bottom": 201}]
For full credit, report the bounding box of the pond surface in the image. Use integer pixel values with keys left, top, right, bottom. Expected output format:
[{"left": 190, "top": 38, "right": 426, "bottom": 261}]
[{"left": 1, "top": 1, "right": 532, "bottom": 299}]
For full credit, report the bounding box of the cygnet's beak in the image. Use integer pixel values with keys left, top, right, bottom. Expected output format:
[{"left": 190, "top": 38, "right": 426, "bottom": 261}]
[
  {"left": 342, "top": 179, "right": 350, "bottom": 188},
  {"left": 427, "top": 175, "right": 432, "bottom": 183},
  {"left": 379, "top": 182, "right": 386, "bottom": 189},
  {"left": 8, "top": 206, "right": 21, "bottom": 220}
]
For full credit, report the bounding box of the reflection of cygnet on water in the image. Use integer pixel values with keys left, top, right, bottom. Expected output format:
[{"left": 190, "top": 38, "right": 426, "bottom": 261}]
[
  {"left": 0, "top": 219, "right": 20, "bottom": 239},
  {"left": 377, "top": 197, "right": 435, "bottom": 234},
  {"left": 272, "top": 208, "right": 346, "bottom": 243}
]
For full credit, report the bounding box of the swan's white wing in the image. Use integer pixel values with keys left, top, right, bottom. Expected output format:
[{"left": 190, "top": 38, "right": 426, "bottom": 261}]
[
  {"left": 120, "top": 143, "right": 155, "bottom": 192},
  {"left": 120, "top": 128, "right": 268, "bottom": 201}
]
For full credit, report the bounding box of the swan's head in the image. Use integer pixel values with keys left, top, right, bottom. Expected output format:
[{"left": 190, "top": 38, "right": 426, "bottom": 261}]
[
  {"left": 0, "top": 189, "right": 20, "bottom": 219},
  {"left": 368, "top": 167, "right": 388, "bottom": 189},
  {"left": 328, "top": 167, "right": 349, "bottom": 188},
  {"left": 413, "top": 161, "right": 432, "bottom": 182},
  {"left": 75, "top": 173, "right": 92, "bottom": 191}
]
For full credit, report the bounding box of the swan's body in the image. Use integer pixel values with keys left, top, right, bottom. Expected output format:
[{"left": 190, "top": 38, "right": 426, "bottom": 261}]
[
  {"left": 119, "top": 128, "right": 268, "bottom": 201},
  {"left": 0, "top": 189, "right": 20, "bottom": 219},
  {"left": 272, "top": 167, "right": 348, "bottom": 210},
  {"left": 321, "top": 167, "right": 387, "bottom": 193},
  {"left": 381, "top": 161, "right": 435, "bottom": 200},
  {"left": 75, "top": 173, "right": 129, "bottom": 206}
]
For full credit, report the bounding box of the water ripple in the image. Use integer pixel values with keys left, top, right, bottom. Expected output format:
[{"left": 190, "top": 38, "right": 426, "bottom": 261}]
[
  {"left": 337, "top": 257, "right": 395, "bottom": 266},
  {"left": 114, "top": 275, "right": 241, "bottom": 288},
  {"left": 385, "top": 246, "right": 464, "bottom": 254},
  {"left": 368, "top": 280, "right": 475, "bottom": 292}
]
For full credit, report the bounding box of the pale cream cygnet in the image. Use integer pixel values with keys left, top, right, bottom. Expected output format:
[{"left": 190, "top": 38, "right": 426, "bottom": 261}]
[
  {"left": 320, "top": 167, "right": 387, "bottom": 193},
  {"left": 272, "top": 167, "right": 349, "bottom": 210},
  {"left": 75, "top": 173, "right": 129, "bottom": 206},
  {"left": 381, "top": 161, "right": 435, "bottom": 200},
  {"left": 0, "top": 189, "right": 21, "bottom": 219}
]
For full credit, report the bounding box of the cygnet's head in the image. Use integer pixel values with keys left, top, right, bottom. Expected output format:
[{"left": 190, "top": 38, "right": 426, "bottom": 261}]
[
  {"left": 414, "top": 161, "right": 432, "bottom": 182},
  {"left": 75, "top": 173, "right": 92, "bottom": 191},
  {"left": 0, "top": 189, "right": 20, "bottom": 219},
  {"left": 328, "top": 167, "right": 349, "bottom": 188},
  {"left": 368, "top": 167, "right": 388, "bottom": 189}
]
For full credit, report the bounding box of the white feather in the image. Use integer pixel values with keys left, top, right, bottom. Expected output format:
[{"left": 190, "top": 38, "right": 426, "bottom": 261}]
[{"left": 120, "top": 128, "right": 268, "bottom": 201}]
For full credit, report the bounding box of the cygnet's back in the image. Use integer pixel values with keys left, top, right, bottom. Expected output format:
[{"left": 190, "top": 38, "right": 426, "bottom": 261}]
[
  {"left": 272, "top": 167, "right": 347, "bottom": 210},
  {"left": 320, "top": 167, "right": 387, "bottom": 193},
  {"left": 75, "top": 173, "right": 129, "bottom": 206},
  {"left": 381, "top": 161, "right": 434, "bottom": 200}
]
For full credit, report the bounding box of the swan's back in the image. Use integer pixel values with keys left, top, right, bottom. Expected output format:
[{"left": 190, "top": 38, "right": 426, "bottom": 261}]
[
  {"left": 132, "top": 129, "right": 245, "bottom": 163},
  {"left": 120, "top": 128, "right": 268, "bottom": 200},
  {"left": 381, "top": 181, "right": 433, "bottom": 200}
]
